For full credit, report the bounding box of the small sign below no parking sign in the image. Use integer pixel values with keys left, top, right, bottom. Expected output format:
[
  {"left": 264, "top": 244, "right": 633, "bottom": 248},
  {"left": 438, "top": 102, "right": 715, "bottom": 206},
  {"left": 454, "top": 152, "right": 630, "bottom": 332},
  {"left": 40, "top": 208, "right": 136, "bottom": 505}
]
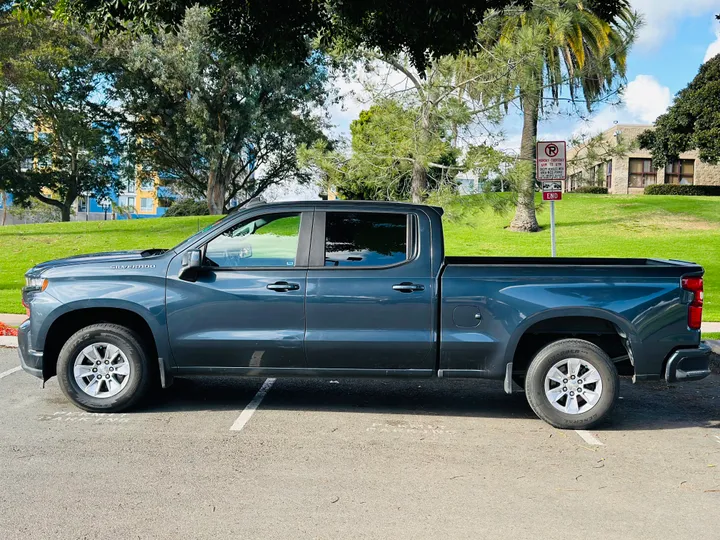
[{"left": 542, "top": 181, "right": 563, "bottom": 201}]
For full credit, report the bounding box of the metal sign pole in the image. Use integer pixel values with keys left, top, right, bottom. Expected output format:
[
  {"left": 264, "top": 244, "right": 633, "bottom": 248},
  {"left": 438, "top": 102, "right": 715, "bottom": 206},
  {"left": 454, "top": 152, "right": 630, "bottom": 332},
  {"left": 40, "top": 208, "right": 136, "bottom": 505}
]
[{"left": 550, "top": 200, "right": 556, "bottom": 257}]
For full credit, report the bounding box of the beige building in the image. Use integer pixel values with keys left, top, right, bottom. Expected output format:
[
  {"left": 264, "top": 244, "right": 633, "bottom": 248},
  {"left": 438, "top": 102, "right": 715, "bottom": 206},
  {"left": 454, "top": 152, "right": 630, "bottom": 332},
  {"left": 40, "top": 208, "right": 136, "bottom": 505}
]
[{"left": 566, "top": 124, "right": 720, "bottom": 194}]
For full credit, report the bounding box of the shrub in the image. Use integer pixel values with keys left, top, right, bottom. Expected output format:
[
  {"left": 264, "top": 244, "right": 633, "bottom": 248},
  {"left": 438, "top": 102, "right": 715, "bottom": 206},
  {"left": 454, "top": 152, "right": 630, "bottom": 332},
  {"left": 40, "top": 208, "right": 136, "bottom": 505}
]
[
  {"left": 644, "top": 184, "right": 720, "bottom": 196},
  {"left": 0, "top": 322, "right": 18, "bottom": 336},
  {"left": 163, "top": 199, "right": 210, "bottom": 217},
  {"left": 574, "top": 186, "right": 608, "bottom": 194}
]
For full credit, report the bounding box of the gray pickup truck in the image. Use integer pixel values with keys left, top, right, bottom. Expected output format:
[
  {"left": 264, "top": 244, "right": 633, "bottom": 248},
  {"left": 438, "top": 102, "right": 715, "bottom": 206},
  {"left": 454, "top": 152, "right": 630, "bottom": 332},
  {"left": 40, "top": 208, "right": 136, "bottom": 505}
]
[{"left": 18, "top": 201, "right": 711, "bottom": 428}]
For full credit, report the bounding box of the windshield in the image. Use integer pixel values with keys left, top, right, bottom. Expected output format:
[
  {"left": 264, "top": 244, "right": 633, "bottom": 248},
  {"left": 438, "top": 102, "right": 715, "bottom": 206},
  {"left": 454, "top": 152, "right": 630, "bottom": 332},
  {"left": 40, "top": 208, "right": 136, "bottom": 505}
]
[{"left": 170, "top": 214, "right": 232, "bottom": 253}]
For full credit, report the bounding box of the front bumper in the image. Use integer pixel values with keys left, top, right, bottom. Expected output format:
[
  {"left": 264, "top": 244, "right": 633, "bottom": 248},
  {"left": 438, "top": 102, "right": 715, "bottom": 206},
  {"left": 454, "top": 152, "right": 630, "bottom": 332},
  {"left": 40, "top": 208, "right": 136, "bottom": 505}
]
[
  {"left": 664, "top": 344, "right": 712, "bottom": 383},
  {"left": 17, "top": 319, "right": 43, "bottom": 380}
]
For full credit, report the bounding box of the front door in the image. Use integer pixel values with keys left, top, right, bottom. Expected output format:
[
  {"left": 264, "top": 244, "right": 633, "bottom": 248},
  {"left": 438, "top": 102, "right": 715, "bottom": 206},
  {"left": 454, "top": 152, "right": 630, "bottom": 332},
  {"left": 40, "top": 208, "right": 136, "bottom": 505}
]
[
  {"left": 304, "top": 209, "right": 436, "bottom": 374},
  {"left": 166, "top": 210, "right": 311, "bottom": 371}
]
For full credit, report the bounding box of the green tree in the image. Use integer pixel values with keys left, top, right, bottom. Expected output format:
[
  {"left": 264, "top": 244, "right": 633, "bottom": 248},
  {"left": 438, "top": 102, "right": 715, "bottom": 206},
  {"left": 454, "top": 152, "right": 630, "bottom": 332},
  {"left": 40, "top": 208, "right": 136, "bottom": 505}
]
[
  {"left": 21, "top": 1, "right": 631, "bottom": 73},
  {"left": 0, "top": 16, "right": 122, "bottom": 221},
  {"left": 638, "top": 55, "right": 720, "bottom": 166},
  {"left": 110, "top": 6, "right": 328, "bottom": 214},
  {"left": 495, "top": 0, "right": 637, "bottom": 231},
  {"left": 301, "top": 100, "right": 460, "bottom": 201}
]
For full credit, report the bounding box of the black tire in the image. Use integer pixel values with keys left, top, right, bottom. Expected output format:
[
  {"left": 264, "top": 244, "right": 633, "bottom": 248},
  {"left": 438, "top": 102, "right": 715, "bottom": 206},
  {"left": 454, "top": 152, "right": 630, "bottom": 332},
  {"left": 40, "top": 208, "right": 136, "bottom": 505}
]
[
  {"left": 525, "top": 338, "right": 619, "bottom": 429},
  {"left": 56, "top": 323, "right": 152, "bottom": 412}
]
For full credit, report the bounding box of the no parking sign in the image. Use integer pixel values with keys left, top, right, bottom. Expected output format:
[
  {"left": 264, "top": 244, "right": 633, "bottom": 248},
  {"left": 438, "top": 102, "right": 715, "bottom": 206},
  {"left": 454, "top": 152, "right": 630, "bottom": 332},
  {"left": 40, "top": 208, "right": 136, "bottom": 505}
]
[{"left": 536, "top": 141, "right": 566, "bottom": 181}]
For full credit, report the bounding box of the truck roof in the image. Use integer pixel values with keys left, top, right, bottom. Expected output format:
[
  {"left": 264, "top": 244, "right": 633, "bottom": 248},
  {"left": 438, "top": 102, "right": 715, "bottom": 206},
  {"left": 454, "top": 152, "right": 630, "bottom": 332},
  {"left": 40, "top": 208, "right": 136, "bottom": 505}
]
[{"left": 240, "top": 199, "right": 444, "bottom": 216}]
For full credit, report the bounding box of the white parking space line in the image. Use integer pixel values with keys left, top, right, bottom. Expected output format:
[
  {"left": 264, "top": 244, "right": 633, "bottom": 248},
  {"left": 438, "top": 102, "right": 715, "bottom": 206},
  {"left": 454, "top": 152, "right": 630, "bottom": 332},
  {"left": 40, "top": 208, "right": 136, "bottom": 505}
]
[
  {"left": 230, "top": 378, "right": 276, "bottom": 432},
  {"left": 575, "top": 429, "right": 604, "bottom": 446},
  {"left": 0, "top": 366, "right": 22, "bottom": 380}
]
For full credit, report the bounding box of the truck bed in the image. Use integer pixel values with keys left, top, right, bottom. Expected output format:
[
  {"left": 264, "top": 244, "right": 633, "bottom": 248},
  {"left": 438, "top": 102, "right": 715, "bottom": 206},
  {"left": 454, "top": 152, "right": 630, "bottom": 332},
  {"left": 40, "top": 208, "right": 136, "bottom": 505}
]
[
  {"left": 444, "top": 256, "right": 701, "bottom": 270},
  {"left": 439, "top": 255, "right": 703, "bottom": 382}
]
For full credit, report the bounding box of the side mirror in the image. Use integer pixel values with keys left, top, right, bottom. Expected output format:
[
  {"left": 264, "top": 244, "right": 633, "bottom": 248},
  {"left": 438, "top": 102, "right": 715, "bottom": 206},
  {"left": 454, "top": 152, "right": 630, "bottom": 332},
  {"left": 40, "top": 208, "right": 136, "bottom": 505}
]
[{"left": 179, "top": 249, "right": 202, "bottom": 282}]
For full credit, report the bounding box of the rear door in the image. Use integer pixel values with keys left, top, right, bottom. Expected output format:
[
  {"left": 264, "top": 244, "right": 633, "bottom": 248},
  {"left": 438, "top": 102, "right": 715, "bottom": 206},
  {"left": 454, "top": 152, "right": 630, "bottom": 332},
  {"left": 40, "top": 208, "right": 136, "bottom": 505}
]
[
  {"left": 166, "top": 210, "right": 311, "bottom": 371},
  {"left": 304, "top": 209, "right": 436, "bottom": 374}
]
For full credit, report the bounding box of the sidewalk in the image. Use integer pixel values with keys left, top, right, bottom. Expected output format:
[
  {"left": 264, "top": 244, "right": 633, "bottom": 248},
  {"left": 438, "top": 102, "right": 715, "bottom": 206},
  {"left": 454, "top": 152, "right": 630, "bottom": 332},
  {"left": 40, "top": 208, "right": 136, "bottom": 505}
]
[
  {"left": 0, "top": 314, "right": 26, "bottom": 326},
  {"left": 703, "top": 322, "right": 720, "bottom": 333}
]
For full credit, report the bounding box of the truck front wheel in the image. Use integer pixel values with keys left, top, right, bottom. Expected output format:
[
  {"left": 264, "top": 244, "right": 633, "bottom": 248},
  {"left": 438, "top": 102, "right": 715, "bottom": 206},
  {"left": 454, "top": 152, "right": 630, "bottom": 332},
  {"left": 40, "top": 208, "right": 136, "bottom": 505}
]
[
  {"left": 524, "top": 339, "right": 619, "bottom": 429},
  {"left": 56, "top": 323, "right": 152, "bottom": 413}
]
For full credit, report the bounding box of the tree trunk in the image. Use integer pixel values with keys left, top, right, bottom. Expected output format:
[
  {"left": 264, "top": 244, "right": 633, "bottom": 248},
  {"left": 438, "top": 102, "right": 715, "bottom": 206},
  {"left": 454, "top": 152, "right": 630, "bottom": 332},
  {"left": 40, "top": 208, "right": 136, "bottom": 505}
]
[
  {"left": 411, "top": 104, "right": 431, "bottom": 203},
  {"left": 207, "top": 169, "right": 225, "bottom": 214},
  {"left": 60, "top": 205, "right": 71, "bottom": 222},
  {"left": 510, "top": 91, "right": 541, "bottom": 232},
  {"left": 411, "top": 160, "right": 427, "bottom": 203}
]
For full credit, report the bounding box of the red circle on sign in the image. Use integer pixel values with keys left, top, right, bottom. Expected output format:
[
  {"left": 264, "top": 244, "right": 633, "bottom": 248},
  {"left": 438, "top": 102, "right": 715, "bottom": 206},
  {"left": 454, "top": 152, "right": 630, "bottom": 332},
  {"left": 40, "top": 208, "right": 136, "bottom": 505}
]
[{"left": 545, "top": 144, "right": 559, "bottom": 157}]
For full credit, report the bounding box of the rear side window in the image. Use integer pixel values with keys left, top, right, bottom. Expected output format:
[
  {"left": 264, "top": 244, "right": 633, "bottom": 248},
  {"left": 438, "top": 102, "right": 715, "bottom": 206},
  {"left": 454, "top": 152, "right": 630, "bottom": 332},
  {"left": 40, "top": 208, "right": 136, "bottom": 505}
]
[{"left": 324, "top": 212, "right": 408, "bottom": 267}]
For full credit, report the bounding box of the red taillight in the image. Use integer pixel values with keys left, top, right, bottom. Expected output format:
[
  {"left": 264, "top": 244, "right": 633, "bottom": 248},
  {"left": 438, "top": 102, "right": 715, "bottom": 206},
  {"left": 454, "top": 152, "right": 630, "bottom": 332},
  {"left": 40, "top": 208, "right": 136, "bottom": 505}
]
[{"left": 681, "top": 276, "right": 703, "bottom": 330}]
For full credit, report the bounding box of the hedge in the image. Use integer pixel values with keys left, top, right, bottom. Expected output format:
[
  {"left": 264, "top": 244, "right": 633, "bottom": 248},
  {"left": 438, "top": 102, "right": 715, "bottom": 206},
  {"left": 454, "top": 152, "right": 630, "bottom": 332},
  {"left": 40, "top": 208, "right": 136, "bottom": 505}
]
[
  {"left": 574, "top": 186, "right": 608, "bottom": 194},
  {"left": 644, "top": 184, "right": 720, "bottom": 196},
  {"left": 163, "top": 199, "right": 210, "bottom": 217}
]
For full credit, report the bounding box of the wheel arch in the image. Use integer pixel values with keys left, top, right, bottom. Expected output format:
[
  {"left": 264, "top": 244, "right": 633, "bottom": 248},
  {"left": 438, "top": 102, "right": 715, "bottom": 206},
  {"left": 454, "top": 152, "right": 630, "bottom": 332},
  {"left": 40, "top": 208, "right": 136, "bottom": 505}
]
[
  {"left": 39, "top": 302, "right": 171, "bottom": 384},
  {"left": 505, "top": 308, "right": 639, "bottom": 376}
]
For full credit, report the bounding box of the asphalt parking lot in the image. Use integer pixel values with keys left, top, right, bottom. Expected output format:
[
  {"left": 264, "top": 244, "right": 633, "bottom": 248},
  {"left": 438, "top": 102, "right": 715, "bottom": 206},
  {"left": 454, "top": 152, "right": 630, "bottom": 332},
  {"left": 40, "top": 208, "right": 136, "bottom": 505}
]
[{"left": 0, "top": 348, "right": 719, "bottom": 540}]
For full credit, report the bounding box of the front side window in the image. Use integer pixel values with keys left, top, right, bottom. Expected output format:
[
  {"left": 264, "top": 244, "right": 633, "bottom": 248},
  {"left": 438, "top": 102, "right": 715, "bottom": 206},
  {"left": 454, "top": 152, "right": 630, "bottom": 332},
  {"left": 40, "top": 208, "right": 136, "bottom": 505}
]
[
  {"left": 324, "top": 212, "right": 408, "bottom": 267},
  {"left": 205, "top": 213, "right": 301, "bottom": 268}
]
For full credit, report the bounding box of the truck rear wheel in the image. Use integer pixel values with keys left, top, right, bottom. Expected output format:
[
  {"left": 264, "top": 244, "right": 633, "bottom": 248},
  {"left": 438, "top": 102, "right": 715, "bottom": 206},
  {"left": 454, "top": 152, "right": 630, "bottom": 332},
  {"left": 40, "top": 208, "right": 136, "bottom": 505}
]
[
  {"left": 524, "top": 339, "right": 619, "bottom": 429},
  {"left": 56, "top": 323, "right": 152, "bottom": 413}
]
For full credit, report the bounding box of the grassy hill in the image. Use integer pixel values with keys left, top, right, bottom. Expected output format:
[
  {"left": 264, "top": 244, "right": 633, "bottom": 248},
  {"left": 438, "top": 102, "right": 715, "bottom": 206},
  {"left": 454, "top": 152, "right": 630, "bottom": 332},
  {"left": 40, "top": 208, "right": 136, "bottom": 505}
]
[{"left": 1, "top": 194, "right": 719, "bottom": 321}]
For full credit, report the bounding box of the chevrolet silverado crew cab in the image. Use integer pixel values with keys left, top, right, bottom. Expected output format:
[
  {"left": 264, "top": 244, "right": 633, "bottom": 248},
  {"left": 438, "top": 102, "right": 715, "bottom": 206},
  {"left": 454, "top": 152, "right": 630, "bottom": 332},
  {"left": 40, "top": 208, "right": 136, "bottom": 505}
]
[{"left": 18, "top": 201, "right": 712, "bottom": 428}]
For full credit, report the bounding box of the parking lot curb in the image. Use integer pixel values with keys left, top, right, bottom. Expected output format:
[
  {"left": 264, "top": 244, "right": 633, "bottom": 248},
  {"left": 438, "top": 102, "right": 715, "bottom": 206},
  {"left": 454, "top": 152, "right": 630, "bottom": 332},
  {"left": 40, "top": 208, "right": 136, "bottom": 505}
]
[
  {"left": 705, "top": 340, "right": 720, "bottom": 373},
  {"left": 0, "top": 336, "right": 18, "bottom": 348}
]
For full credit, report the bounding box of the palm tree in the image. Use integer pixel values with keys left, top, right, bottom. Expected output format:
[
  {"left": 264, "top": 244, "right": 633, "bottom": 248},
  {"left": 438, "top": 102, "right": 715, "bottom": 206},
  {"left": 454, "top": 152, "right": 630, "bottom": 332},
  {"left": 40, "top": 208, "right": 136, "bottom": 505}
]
[{"left": 499, "top": 1, "right": 638, "bottom": 231}]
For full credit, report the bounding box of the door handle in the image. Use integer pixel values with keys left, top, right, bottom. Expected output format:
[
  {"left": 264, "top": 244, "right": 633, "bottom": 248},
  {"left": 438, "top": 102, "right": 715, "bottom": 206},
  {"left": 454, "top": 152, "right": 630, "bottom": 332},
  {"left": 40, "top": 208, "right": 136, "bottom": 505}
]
[
  {"left": 392, "top": 282, "right": 425, "bottom": 293},
  {"left": 267, "top": 281, "right": 300, "bottom": 292}
]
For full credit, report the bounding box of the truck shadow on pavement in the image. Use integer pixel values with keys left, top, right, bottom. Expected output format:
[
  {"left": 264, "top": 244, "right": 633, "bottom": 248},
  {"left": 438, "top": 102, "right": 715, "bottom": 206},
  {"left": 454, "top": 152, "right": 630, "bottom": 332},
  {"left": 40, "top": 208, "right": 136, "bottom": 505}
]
[{"left": 146, "top": 375, "right": 720, "bottom": 431}]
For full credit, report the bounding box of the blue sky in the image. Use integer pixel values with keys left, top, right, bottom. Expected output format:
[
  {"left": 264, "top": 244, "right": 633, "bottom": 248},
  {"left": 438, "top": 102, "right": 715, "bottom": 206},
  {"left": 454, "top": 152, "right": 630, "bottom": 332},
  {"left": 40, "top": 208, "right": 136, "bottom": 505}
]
[{"left": 327, "top": 0, "right": 720, "bottom": 153}]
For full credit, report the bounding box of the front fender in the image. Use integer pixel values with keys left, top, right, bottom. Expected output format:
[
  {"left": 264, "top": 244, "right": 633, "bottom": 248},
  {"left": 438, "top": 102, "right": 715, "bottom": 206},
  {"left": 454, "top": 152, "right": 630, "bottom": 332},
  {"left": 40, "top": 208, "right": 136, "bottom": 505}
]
[{"left": 35, "top": 298, "right": 172, "bottom": 368}]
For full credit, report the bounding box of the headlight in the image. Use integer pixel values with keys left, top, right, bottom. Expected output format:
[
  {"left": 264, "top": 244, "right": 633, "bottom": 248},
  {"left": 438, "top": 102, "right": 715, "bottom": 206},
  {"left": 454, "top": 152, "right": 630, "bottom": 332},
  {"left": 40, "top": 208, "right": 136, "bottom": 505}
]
[{"left": 25, "top": 276, "right": 48, "bottom": 291}]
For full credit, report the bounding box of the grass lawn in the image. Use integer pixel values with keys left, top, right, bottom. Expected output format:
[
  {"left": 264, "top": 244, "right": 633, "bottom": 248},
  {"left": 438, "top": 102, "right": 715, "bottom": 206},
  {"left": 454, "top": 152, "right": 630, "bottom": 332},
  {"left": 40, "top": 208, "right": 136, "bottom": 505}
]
[
  {"left": 703, "top": 332, "right": 720, "bottom": 340},
  {"left": 1, "top": 194, "right": 719, "bottom": 320}
]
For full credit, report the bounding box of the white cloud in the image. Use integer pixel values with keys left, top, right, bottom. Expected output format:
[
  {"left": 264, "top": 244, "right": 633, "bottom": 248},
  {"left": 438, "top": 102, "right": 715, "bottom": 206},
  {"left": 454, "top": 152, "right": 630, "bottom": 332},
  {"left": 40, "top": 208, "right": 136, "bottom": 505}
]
[
  {"left": 704, "top": 22, "right": 720, "bottom": 62},
  {"left": 571, "top": 74, "right": 671, "bottom": 138},
  {"left": 623, "top": 75, "right": 672, "bottom": 122},
  {"left": 631, "top": 0, "right": 718, "bottom": 50}
]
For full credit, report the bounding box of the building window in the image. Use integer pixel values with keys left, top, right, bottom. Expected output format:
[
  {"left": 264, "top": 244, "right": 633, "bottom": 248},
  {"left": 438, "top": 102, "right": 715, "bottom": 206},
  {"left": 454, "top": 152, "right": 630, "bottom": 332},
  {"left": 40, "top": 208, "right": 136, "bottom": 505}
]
[
  {"left": 127, "top": 197, "right": 135, "bottom": 209},
  {"left": 567, "top": 172, "right": 582, "bottom": 191},
  {"left": 628, "top": 158, "right": 656, "bottom": 187},
  {"left": 78, "top": 196, "right": 88, "bottom": 213},
  {"left": 126, "top": 180, "right": 136, "bottom": 193},
  {"left": 605, "top": 161, "right": 612, "bottom": 189},
  {"left": 665, "top": 159, "right": 694, "bottom": 185},
  {"left": 140, "top": 197, "right": 153, "bottom": 212},
  {"left": 140, "top": 178, "right": 154, "bottom": 191}
]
